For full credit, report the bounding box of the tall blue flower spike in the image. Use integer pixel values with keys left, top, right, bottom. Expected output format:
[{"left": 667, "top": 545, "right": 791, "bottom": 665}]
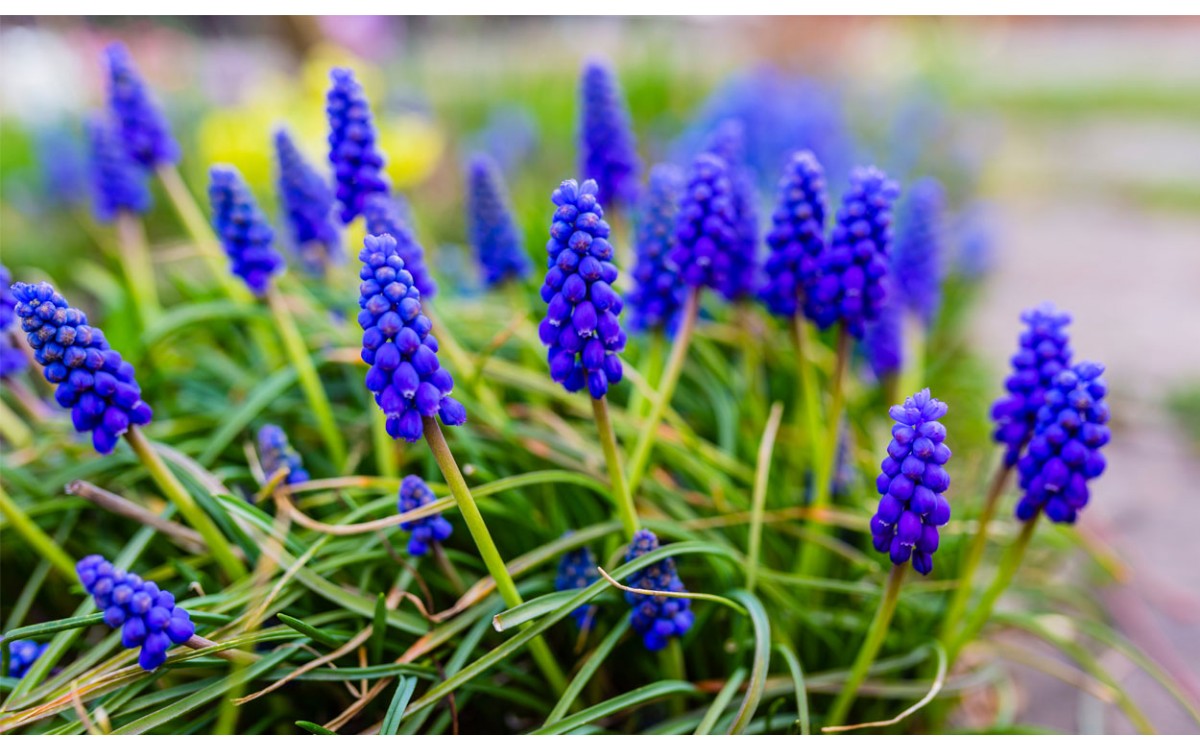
[
  {"left": 363, "top": 193, "right": 438, "bottom": 302},
  {"left": 76, "top": 554, "right": 196, "bottom": 671},
  {"left": 466, "top": 153, "right": 531, "bottom": 287},
  {"left": 991, "top": 304, "right": 1073, "bottom": 467},
  {"left": 103, "top": 42, "right": 179, "bottom": 168},
  {"left": 760, "top": 150, "right": 828, "bottom": 318},
  {"left": 702, "top": 119, "right": 758, "bottom": 301},
  {"left": 807, "top": 167, "right": 900, "bottom": 338},
  {"left": 274, "top": 128, "right": 341, "bottom": 275},
  {"left": 863, "top": 299, "right": 904, "bottom": 381},
  {"left": 6, "top": 640, "right": 48, "bottom": 679},
  {"left": 538, "top": 179, "right": 626, "bottom": 400},
  {"left": 327, "top": 67, "right": 389, "bottom": 223},
  {"left": 85, "top": 114, "right": 151, "bottom": 223},
  {"left": 397, "top": 475, "right": 452, "bottom": 556},
  {"left": 358, "top": 234, "right": 466, "bottom": 442},
  {"left": 625, "top": 529, "right": 694, "bottom": 651},
  {"left": 208, "top": 165, "right": 285, "bottom": 296},
  {"left": 257, "top": 424, "right": 310, "bottom": 486},
  {"left": 11, "top": 282, "right": 153, "bottom": 453},
  {"left": 871, "top": 389, "right": 952, "bottom": 576},
  {"left": 891, "top": 176, "right": 945, "bottom": 326},
  {"left": 670, "top": 153, "right": 740, "bottom": 298},
  {"left": 555, "top": 540, "right": 600, "bottom": 629},
  {"left": 1, "top": 265, "right": 27, "bottom": 380},
  {"left": 578, "top": 60, "right": 640, "bottom": 208},
  {"left": 1015, "top": 362, "right": 1110, "bottom": 524},
  {"left": 627, "top": 163, "right": 685, "bottom": 334}
]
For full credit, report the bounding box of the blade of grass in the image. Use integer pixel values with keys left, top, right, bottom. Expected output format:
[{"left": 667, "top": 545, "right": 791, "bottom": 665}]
[
  {"left": 532, "top": 680, "right": 698, "bottom": 735},
  {"left": 727, "top": 589, "right": 771, "bottom": 734}
]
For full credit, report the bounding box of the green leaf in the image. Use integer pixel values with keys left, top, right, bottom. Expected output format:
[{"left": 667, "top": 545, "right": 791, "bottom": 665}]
[
  {"left": 277, "top": 613, "right": 345, "bottom": 650},
  {"left": 296, "top": 720, "right": 337, "bottom": 735},
  {"left": 198, "top": 365, "right": 298, "bottom": 465},
  {"left": 381, "top": 676, "right": 419, "bottom": 735},
  {"left": 532, "top": 680, "right": 698, "bottom": 735},
  {"left": 727, "top": 590, "right": 771, "bottom": 734},
  {"left": 773, "top": 642, "right": 810, "bottom": 735},
  {"left": 695, "top": 667, "right": 746, "bottom": 735},
  {"left": 1, "top": 612, "right": 104, "bottom": 641},
  {"left": 543, "top": 618, "right": 631, "bottom": 726},
  {"left": 492, "top": 590, "right": 584, "bottom": 632},
  {"left": 371, "top": 592, "right": 387, "bottom": 664},
  {"left": 142, "top": 300, "right": 266, "bottom": 348}
]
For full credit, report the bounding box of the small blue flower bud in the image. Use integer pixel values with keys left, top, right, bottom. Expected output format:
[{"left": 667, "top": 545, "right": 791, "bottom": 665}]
[
  {"left": 624, "top": 530, "right": 694, "bottom": 651},
  {"left": 257, "top": 424, "right": 310, "bottom": 487},
  {"left": 397, "top": 475, "right": 452, "bottom": 557}
]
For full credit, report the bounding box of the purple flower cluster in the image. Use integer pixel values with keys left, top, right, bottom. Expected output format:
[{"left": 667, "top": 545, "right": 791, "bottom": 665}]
[
  {"left": 670, "top": 154, "right": 741, "bottom": 298},
  {"left": 257, "top": 424, "right": 310, "bottom": 486},
  {"left": 103, "top": 42, "right": 179, "bottom": 168},
  {"left": 760, "top": 150, "right": 828, "bottom": 318},
  {"left": 274, "top": 128, "right": 341, "bottom": 274},
  {"left": 11, "top": 282, "right": 152, "bottom": 453},
  {"left": 578, "top": 60, "right": 640, "bottom": 208},
  {"left": 991, "top": 304, "right": 1073, "bottom": 467},
  {"left": 627, "top": 163, "right": 685, "bottom": 334},
  {"left": 555, "top": 542, "right": 600, "bottom": 629},
  {"left": 808, "top": 167, "right": 899, "bottom": 338},
  {"left": 363, "top": 194, "right": 438, "bottom": 302},
  {"left": 871, "top": 389, "right": 952, "bottom": 575},
  {"left": 85, "top": 115, "right": 150, "bottom": 223},
  {"left": 77, "top": 555, "right": 195, "bottom": 671},
  {"left": 702, "top": 120, "right": 759, "bottom": 301},
  {"left": 537, "top": 179, "right": 626, "bottom": 400},
  {"left": 466, "top": 153, "right": 531, "bottom": 287},
  {"left": 6, "top": 640, "right": 47, "bottom": 679},
  {"left": 1, "top": 265, "right": 26, "bottom": 379},
  {"left": 891, "top": 176, "right": 945, "bottom": 326},
  {"left": 327, "top": 68, "right": 389, "bottom": 223},
  {"left": 624, "top": 530, "right": 694, "bottom": 651},
  {"left": 397, "top": 475, "right": 452, "bottom": 556},
  {"left": 208, "top": 165, "right": 285, "bottom": 297},
  {"left": 358, "top": 234, "right": 466, "bottom": 442},
  {"left": 863, "top": 300, "right": 904, "bottom": 381},
  {"left": 1015, "top": 362, "right": 1110, "bottom": 524}
]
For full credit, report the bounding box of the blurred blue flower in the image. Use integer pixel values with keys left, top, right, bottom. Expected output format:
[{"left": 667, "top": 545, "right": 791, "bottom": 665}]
[
  {"left": 327, "top": 68, "right": 389, "bottom": 223},
  {"left": 208, "top": 165, "right": 285, "bottom": 297},
  {"left": 579, "top": 60, "right": 640, "bottom": 208},
  {"left": 1, "top": 265, "right": 27, "bottom": 380},
  {"left": 363, "top": 193, "right": 438, "bottom": 302},
  {"left": 625, "top": 529, "right": 693, "bottom": 651},
  {"left": 104, "top": 42, "right": 179, "bottom": 168},
  {"left": 466, "top": 154, "right": 531, "bottom": 287},
  {"left": 670, "top": 153, "right": 740, "bottom": 298},
  {"left": 274, "top": 128, "right": 342, "bottom": 275},
  {"left": 760, "top": 150, "right": 828, "bottom": 318},
  {"left": 85, "top": 114, "right": 151, "bottom": 223},
  {"left": 627, "top": 163, "right": 685, "bottom": 335},
  {"left": 397, "top": 475, "right": 452, "bottom": 556},
  {"left": 891, "top": 177, "right": 946, "bottom": 327},
  {"left": 5, "top": 640, "right": 48, "bottom": 679},
  {"left": 555, "top": 542, "right": 600, "bottom": 629},
  {"left": 257, "top": 424, "right": 310, "bottom": 487}
]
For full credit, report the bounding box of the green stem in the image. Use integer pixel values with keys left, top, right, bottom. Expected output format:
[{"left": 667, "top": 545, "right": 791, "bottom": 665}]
[
  {"left": 938, "top": 459, "right": 1013, "bottom": 646},
  {"left": 114, "top": 211, "right": 160, "bottom": 329},
  {"left": 591, "top": 396, "right": 638, "bottom": 539},
  {"left": 949, "top": 512, "right": 1041, "bottom": 665},
  {"left": 0, "top": 395, "right": 32, "bottom": 448},
  {"left": 421, "top": 417, "right": 567, "bottom": 693},
  {"left": 897, "top": 313, "right": 927, "bottom": 404},
  {"left": 825, "top": 564, "right": 906, "bottom": 727},
  {"left": 790, "top": 315, "right": 824, "bottom": 472},
  {"left": 661, "top": 637, "right": 688, "bottom": 715},
  {"left": 627, "top": 289, "right": 700, "bottom": 495},
  {"left": 267, "top": 287, "right": 346, "bottom": 470},
  {"left": 125, "top": 426, "right": 247, "bottom": 580},
  {"left": 746, "top": 402, "right": 785, "bottom": 593},
  {"left": 0, "top": 486, "right": 76, "bottom": 579},
  {"left": 629, "top": 332, "right": 665, "bottom": 420},
  {"left": 155, "top": 164, "right": 249, "bottom": 302}
]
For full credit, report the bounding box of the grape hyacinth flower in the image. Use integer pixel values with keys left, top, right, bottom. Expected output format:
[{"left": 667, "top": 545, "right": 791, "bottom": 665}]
[
  {"left": 103, "top": 42, "right": 179, "bottom": 168},
  {"left": 11, "top": 282, "right": 153, "bottom": 453},
  {"left": 1015, "top": 362, "right": 1110, "bottom": 524},
  {"left": 991, "top": 304, "right": 1073, "bottom": 467},
  {"left": 37, "top": 125, "right": 88, "bottom": 207},
  {"left": 466, "top": 153, "right": 531, "bottom": 287},
  {"left": 670, "top": 153, "right": 740, "bottom": 298},
  {"left": 538, "top": 179, "right": 626, "bottom": 399},
  {"left": 397, "top": 475, "right": 452, "bottom": 556},
  {"left": 760, "top": 150, "right": 828, "bottom": 318},
  {"left": 76, "top": 554, "right": 195, "bottom": 671},
  {"left": 274, "top": 129, "right": 341, "bottom": 275},
  {"left": 1, "top": 265, "right": 26, "bottom": 379},
  {"left": 808, "top": 167, "right": 899, "bottom": 338},
  {"left": 85, "top": 114, "right": 151, "bottom": 223},
  {"left": 578, "top": 60, "right": 640, "bottom": 208},
  {"left": 627, "top": 163, "right": 685, "bottom": 334},
  {"left": 624, "top": 529, "right": 694, "bottom": 651},
  {"left": 890, "top": 176, "right": 945, "bottom": 326},
  {"left": 358, "top": 233, "right": 466, "bottom": 442},
  {"left": 327, "top": 67, "right": 389, "bottom": 223},
  {"left": 863, "top": 299, "right": 904, "bottom": 382},
  {"left": 208, "top": 165, "right": 285, "bottom": 297},
  {"left": 871, "top": 389, "right": 952, "bottom": 576},
  {"left": 363, "top": 193, "right": 437, "bottom": 302},
  {"left": 6, "top": 640, "right": 47, "bottom": 679},
  {"left": 702, "top": 120, "right": 758, "bottom": 301},
  {"left": 555, "top": 542, "right": 600, "bottom": 629},
  {"left": 257, "top": 424, "right": 310, "bottom": 486}
]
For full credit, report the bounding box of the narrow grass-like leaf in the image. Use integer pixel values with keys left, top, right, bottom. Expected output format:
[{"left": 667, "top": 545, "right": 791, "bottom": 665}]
[
  {"left": 1, "top": 613, "right": 105, "bottom": 641},
  {"left": 727, "top": 590, "right": 771, "bottom": 734},
  {"left": 371, "top": 592, "right": 387, "bottom": 664},
  {"left": 695, "top": 667, "right": 746, "bottom": 735},
  {"left": 277, "top": 613, "right": 345, "bottom": 650},
  {"left": 773, "top": 642, "right": 810, "bottom": 735},
  {"left": 543, "top": 618, "right": 631, "bottom": 726},
  {"left": 532, "top": 680, "right": 698, "bottom": 735},
  {"left": 198, "top": 366, "right": 298, "bottom": 465},
  {"left": 381, "top": 676, "right": 419, "bottom": 735},
  {"left": 492, "top": 590, "right": 588, "bottom": 632},
  {"left": 296, "top": 720, "right": 337, "bottom": 734}
]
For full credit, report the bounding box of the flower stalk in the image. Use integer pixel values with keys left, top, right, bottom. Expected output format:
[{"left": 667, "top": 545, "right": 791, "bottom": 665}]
[{"left": 591, "top": 395, "right": 638, "bottom": 538}]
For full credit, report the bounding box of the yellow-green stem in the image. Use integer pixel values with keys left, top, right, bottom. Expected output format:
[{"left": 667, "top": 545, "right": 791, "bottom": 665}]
[
  {"left": 154, "top": 164, "right": 249, "bottom": 303},
  {"left": 898, "top": 314, "right": 927, "bottom": 405},
  {"left": 629, "top": 331, "right": 665, "bottom": 420},
  {"left": 266, "top": 287, "right": 346, "bottom": 470},
  {"left": 790, "top": 314, "right": 824, "bottom": 492},
  {"left": 114, "top": 211, "right": 160, "bottom": 329},
  {"left": 591, "top": 396, "right": 638, "bottom": 538},
  {"left": 125, "top": 426, "right": 246, "bottom": 580},
  {"left": 0, "top": 486, "right": 76, "bottom": 579},
  {"left": 746, "top": 402, "right": 785, "bottom": 593},
  {"left": 825, "top": 564, "right": 906, "bottom": 727}
]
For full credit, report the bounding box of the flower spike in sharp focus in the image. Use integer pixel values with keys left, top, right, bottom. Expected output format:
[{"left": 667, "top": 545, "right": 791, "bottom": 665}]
[
  {"left": 327, "top": 67, "right": 389, "bottom": 223},
  {"left": 76, "top": 554, "right": 195, "bottom": 671},
  {"left": 891, "top": 176, "right": 946, "bottom": 327},
  {"left": 274, "top": 128, "right": 342, "bottom": 275},
  {"left": 103, "top": 42, "right": 179, "bottom": 169},
  {"left": 871, "top": 389, "right": 952, "bottom": 576},
  {"left": 760, "top": 150, "right": 828, "bottom": 319},
  {"left": 208, "top": 165, "right": 285, "bottom": 297},
  {"left": 358, "top": 233, "right": 466, "bottom": 442},
  {"left": 257, "top": 424, "right": 310, "bottom": 487},
  {"left": 1015, "top": 362, "right": 1110, "bottom": 524},
  {"left": 85, "top": 114, "right": 151, "bottom": 223},
  {"left": 578, "top": 60, "right": 640, "bottom": 208},
  {"left": 627, "top": 163, "right": 685, "bottom": 335},
  {"left": 555, "top": 540, "right": 600, "bottom": 629},
  {"left": 624, "top": 529, "right": 694, "bottom": 651},
  {"left": 10, "top": 282, "right": 152, "bottom": 453},
  {"left": 538, "top": 178, "right": 626, "bottom": 399},
  {"left": 363, "top": 193, "right": 438, "bottom": 302},
  {"left": 992, "top": 304, "right": 1073, "bottom": 467},
  {"left": 397, "top": 475, "right": 452, "bottom": 556},
  {"left": 466, "top": 153, "right": 532, "bottom": 288}
]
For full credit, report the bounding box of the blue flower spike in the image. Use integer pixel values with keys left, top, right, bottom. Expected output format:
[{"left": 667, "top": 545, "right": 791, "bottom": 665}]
[
  {"left": 555, "top": 540, "right": 600, "bottom": 630},
  {"left": 397, "top": 475, "right": 452, "bottom": 557},
  {"left": 208, "top": 165, "right": 286, "bottom": 297},
  {"left": 327, "top": 67, "right": 389, "bottom": 223},
  {"left": 76, "top": 554, "right": 196, "bottom": 671},
  {"left": 670, "top": 153, "right": 741, "bottom": 299},
  {"left": 760, "top": 150, "right": 828, "bottom": 318},
  {"left": 274, "top": 128, "right": 342, "bottom": 275},
  {"left": 624, "top": 530, "right": 694, "bottom": 651},
  {"left": 103, "top": 42, "right": 179, "bottom": 168},
  {"left": 357, "top": 233, "right": 466, "bottom": 442},
  {"left": 466, "top": 153, "right": 532, "bottom": 287},
  {"left": 538, "top": 178, "right": 626, "bottom": 400},
  {"left": 628, "top": 163, "right": 685, "bottom": 335},
  {"left": 871, "top": 389, "right": 952, "bottom": 576},
  {"left": 1, "top": 265, "right": 27, "bottom": 380},
  {"left": 6, "top": 640, "right": 48, "bottom": 679},
  {"left": 701, "top": 119, "right": 758, "bottom": 301},
  {"left": 11, "top": 282, "right": 153, "bottom": 453},
  {"left": 85, "top": 114, "right": 151, "bottom": 223},
  {"left": 891, "top": 176, "right": 946, "bottom": 326},
  {"left": 579, "top": 60, "right": 640, "bottom": 208},
  {"left": 992, "top": 304, "right": 1073, "bottom": 467},
  {"left": 363, "top": 193, "right": 438, "bottom": 302},
  {"left": 257, "top": 424, "right": 310, "bottom": 487}
]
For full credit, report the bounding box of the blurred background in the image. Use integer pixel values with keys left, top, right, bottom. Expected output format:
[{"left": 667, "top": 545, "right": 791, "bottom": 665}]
[{"left": 1, "top": 15, "right": 1198, "bottom": 733}]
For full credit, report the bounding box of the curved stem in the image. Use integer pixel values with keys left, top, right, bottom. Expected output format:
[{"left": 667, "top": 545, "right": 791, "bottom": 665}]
[{"left": 592, "top": 396, "right": 638, "bottom": 538}]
